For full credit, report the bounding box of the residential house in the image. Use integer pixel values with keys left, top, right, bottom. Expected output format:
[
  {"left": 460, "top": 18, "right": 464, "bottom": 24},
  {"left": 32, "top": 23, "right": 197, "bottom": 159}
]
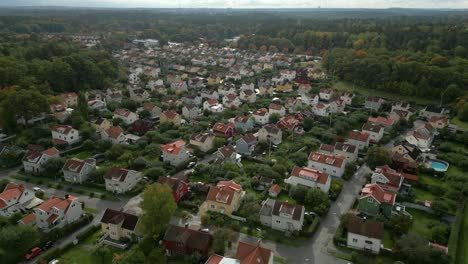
[
  {"left": 130, "top": 119, "right": 155, "bottom": 136},
  {"left": 214, "top": 145, "right": 240, "bottom": 164},
  {"left": 89, "top": 117, "right": 112, "bottom": 133},
  {"left": 213, "top": 123, "right": 235, "bottom": 138},
  {"left": 269, "top": 103, "right": 286, "bottom": 117},
  {"left": 129, "top": 88, "right": 150, "bottom": 102},
  {"left": 113, "top": 108, "right": 139, "bottom": 125},
  {"left": 362, "top": 122, "right": 385, "bottom": 143},
  {"left": 297, "top": 84, "right": 312, "bottom": 95},
  {"left": 320, "top": 142, "right": 359, "bottom": 163},
  {"left": 419, "top": 106, "right": 447, "bottom": 120},
  {"left": 0, "top": 183, "right": 35, "bottom": 216},
  {"left": 312, "top": 103, "right": 330, "bottom": 117},
  {"left": 182, "top": 94, "right": 202, "bottom": 106},
  {"left": 268, "top": 184, "right": 282, "bottom": 198},
  {"left": 234, "top": 116, "right": 254, "bottom": 131},
  {"left": 163, "top": 225, "right": 213, "bottom": 257},
  {"left": 59, "top": 92, "right": 78, "bottom": 107},
  {"left": 201, "top": 89, "right": 219, "bottom": 100},
  {"left": 319, "top": 88, "right": 334, "bottom": 101},
  {"left": 347, "top": 216, "right": 384, "bottom": 254},
  {"left": 20, "top": 195, "right": 82, "bottom": 231},
  {"left": 390, "top": 144, "right": 421, "bottom": 171},
  {"left": 285, "top": 98, "right": 303, "bottom": 113},
  {"left": 240, "top": 89, "right": 256, "bottom": 103},
  {"left": 279, "top": 69, "right": 296, "bottom": 81},
  {"left": 364, "top": 96, "right": 384, "bottom": 111},
  {"left": 104, "top": 167, "right": 141, "bottom": 194},
  {"left": 367, "top": 116, "right": 396, "bottom": 131},
  {"left": 100, "top": 208, "right": 140, "bottom": 243},
  {"left": 138, "top": 102, "right": 161, "bottom": 119},
  {"left": 357, "top": 183, "right": 395, "bottom": 218},
  {"left": 252, "top": 108, "right": 270, "bottom": 125},
  {"left": 391, "top": 102, "right": 411, "bottom": 112},
  {"left": 218, "top": 83, "right": 236, "bottom": 97},
  {"left": 62, "top": 158, "right": 96, "bottom": 184},
  {"left": 22, "top": 147, "right": 60, "bottom": 174},
  {"left": 347, "top": 131, "right": 370, "bottom": 150},
  {"left": 51, "top": 125, "right": 80, "bottom": 146},
  {"left": 101, "top": 126, "right": 126, "bottom": 145},
  {"left": 371, "top": 165, "right": 405, "bottom": 192},
  {"left": 307, "top": 152, "right": 347, "bottom": 178},
  {"left": 257, "top": 124, "right": 282, "bottom": 145},
  {"left": 301, "top": 93, "right": 319, "bottom": 106},
  {"left": 189, "top": 133, "right": 215, "bottom": 152},
  {"left": 206, "top": 181, "right": 244, "bottom": 215},
  {"left": 106, "top": 88, "right": 123, "bottom": 103},
  {"left": 88, "top": 99, "right": 107, "bottom": 111},
  {"left": 171, "top": 80, "right": 188, "bottom": 92},
  {"left": 207, "top": 74, "right": 221, "bottom": 85},
  {"left": 329, "top": 99, "right": 345, "bottom": 113},
  {"left": 405, "top": 123, "right": 435, "bottom": 151},
  {"left": 160, "top": 110, "right": 182, "bottom": 126},
  {"left": 429, "top": 116, "right": 449, "bottom": 129},
  {"left": 234, "top": 241, "right": 273, "bottom": 264},
  {"left": 260, "top": 198, "right": 305, "bottom": 232},
  {"left": 285, "top": 166, "right": 331, "bottom": 194},
  {"left": 340, "top": 92, "right": 354, "bottom": 105},
  {"left": 158, "top": 176, "right": 189, "bottom": 203},
  {"left": 160, "top": 140, "right": 189, "bottom": 166},
  {"left": 223, "top": 93, "right": 241, "bottom": 109},
  {"left": 203, "top": 99, "right": 224, "bottom": 113},
  {"left": 50, "top": 103, "right": 71, "bottom": 123},
  {"left": 275, "top": 81, "right": 293, "bottom": 93},
  {"left": 182, "top": 104, "right": 201, "bottom": 120},
  {"left": 276, "top": 116, "right": 303, "bottom": 134},
  {"left": 236, "top": 134, "right": 257, "bottom": 155}
]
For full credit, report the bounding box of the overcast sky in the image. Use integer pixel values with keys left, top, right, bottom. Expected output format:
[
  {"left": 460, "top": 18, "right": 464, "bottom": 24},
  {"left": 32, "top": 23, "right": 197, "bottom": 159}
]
[{"left": 2, "top": 0, "right": 468, "bottom": 9}]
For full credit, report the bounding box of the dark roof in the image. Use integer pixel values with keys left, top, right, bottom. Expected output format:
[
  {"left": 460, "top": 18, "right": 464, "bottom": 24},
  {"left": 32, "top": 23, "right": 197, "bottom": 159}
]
[
  {"left": 163, "top": 225, "right": 213, "bottom": 252},
  {"left": 347, "top": 216, "right": 384, "bottom": 239},
  {"left": 100, "top": 208, "right": 139, "bottom": 231},
  {"left": 272, "top": 200, "right": 304, "bottom": 221}
]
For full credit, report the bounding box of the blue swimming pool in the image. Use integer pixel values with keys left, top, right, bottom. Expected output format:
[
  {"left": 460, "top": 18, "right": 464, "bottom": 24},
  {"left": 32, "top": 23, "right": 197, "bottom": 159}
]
[{"left": 430, "top": 161, "right": 449, "bottom": 172}]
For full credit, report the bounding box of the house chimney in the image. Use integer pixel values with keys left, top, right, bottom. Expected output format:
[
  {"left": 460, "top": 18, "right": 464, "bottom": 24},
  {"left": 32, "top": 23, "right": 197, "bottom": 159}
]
[{"left": 65, "top": 194, "right": 69, "bottom": 199}]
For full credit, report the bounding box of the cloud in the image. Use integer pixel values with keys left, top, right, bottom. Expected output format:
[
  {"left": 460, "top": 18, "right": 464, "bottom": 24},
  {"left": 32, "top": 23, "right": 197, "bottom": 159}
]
[{"left": 2, "top": 0, "right": 468, "bottom": 8}]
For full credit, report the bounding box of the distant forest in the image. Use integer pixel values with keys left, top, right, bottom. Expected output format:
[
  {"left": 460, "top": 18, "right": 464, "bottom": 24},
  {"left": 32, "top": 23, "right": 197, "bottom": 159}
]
[{"left": 0, "top": 8, "right": 467, "bottom": 108}]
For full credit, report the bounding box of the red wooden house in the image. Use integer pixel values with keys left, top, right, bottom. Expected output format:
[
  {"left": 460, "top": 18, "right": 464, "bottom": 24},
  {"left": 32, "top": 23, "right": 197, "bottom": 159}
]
[{"left": 157, "top": 176, "right": 189, "bottom": 203}]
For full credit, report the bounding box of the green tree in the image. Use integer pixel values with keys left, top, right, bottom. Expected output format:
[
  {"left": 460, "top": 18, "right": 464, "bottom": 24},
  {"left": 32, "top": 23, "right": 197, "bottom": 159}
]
[
  {"left": 304, "top": 188, "right": 330, "bottom": 215},
  {"left": 0, "top": 225, "right": 39, "bottom": 263},
  {"left": 458, "top": 103, "right": 468, "bottom": 122},
  {"left": 366, "top": 146, "right": 390, "bottom": 169},
  {"left": 395, "top": 233, "right": 449, "bottom": 264},
  {"left": 387, "top": 214, "right": 412, "bottom": 236},
  {"left": 144, "top": 167, "right": 166, "bottom": 181},
  {"left": 139, "top": 183, "right": 176, "bottom": 237},
  {"left": 94, "top": 245, "right": 111, "bottom": 264},
  {"left": 269, "top": 113, "right": 281, "bottom": 124}
]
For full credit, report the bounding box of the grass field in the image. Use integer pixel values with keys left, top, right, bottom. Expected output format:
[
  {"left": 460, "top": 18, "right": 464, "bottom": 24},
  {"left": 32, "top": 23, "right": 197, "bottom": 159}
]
[
  {"left": 407, "top": 208, "right": 440, "bottom": 240},
  {"left": 450, "top": 116, "right": 468, "bottom": 130},
  {"left": 456, "top": 204, "right": 468, "bottom": 264},
  {"left": 382, "top": 230, "right": 394, "bottom": 249},
  {"left": 332, "top": 81, "right": 438, "bottom": 106}
]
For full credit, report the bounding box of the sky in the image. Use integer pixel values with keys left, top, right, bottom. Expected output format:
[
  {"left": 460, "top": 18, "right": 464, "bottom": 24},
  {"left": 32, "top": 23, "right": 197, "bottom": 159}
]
[{"left": 1, "top": 0, "right": 468, "bottom": 9}]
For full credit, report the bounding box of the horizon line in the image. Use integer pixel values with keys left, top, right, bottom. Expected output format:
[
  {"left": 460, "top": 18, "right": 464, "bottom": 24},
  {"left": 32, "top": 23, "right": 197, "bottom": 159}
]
[{"left": 0, "top": 6, "right": 467, "bottom": 10}]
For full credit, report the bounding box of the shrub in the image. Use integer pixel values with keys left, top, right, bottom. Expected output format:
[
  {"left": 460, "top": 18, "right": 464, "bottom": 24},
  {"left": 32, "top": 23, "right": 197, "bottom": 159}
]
[
  {"left": 76, "top": 225, "right": 101, "bottom": 241},
  {"left": 89, "top": 192, "right": 95, "bottom": 198}
]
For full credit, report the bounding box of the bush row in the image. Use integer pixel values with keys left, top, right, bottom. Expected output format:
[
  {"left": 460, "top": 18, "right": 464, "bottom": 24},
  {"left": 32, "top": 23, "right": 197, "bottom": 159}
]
[{"left": 76, "top": 224, "right": 101, "bottom": 241}]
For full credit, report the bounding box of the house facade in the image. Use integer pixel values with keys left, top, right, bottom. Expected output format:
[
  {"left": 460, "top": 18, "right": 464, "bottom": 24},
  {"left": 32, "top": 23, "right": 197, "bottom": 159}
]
[
  {"left": 347, "top": 131, "right": 370, "bottom": 150},
  {"left": 23, "top": 147, "right": 60, "bottom": 174},
  {"left": 163, "top": 225, "right": 213, "bottom": 257},
  {"left": 236, "top": 134, "right": 257, "bottom": 155},
  {"left": 51, "top": 125, "right": 80, "bottom": 146},
  {"left": 285, "top": 166, "right": 331, "bottom": 194},
  {"left": 158, "top": 176, "right": 189, "bottom": 203},
  {"left": 160, "top": 140, "right": 189, "bottom": 166},
  {"left": 357, "top": 183, "right": 395, "bottom": 218},
  {"left": 113, "top": 108, "right": 139, "bottom": 125},
  {"left": 260, "top": 198, "right": 304, "bottom": 232},
  {"left": 347, "top": 216, "right": 384, "bottom": 254},
  {"left": 62, "top": 158, "right": 96, "bottom": 184},
  {"left": 206, "top": 181, "right": 244, "bottom": 215},
  {"left": 257, "top": 124, "right": 282, "bottom": 145},
  {"left": 100, "top": 208, "right": 140, "bottom": 243},
  {"left": 104, "top": 168, "right": 141, "bottom": 194},
  {"left": 307, "top": 152, "right": 347, "bottom": 178},
  {"left": 189, "top": 133, "right": 215, "bottom": 152},
  {"left": 0, "top": 183, "right": 35, "bottom": 216},
  {"left": 101, "top": 126, "right": 126, "bottom": 145},
  {"left": 253, "top": 108, "right": 270, "bottom": 125}
]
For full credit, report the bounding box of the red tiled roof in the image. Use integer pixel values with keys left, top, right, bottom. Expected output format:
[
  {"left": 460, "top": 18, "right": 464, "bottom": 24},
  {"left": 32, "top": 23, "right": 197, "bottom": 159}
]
[
  {"left": 348, "top": 131, "right": 370, "bottom": 142},
  {"left": 160, "top": 140, "right": 185, "bottom": 155},
  {"left": 360, "top": 183, "right": 395, "bottom": 205},
  {"left": 319, "top": 144, "right": 335, "bottom": 153},
  {"left": 43, "top": 147, "right": 60, "bottom": 156},
  {"left": 269, "top": 103, "right": 283, "bottom": 111},
  {"left": 269, "top": 184, "right": 282, "bottom": 194},
  {"left": 105, "top": 126, "right": 123, "bottom": 139},
  {"left": 20, "top": 213, "right": 36, "bottom": 224},
  {"left": 47, "top": 214, "right": 59, "bottom": 223},
  {"left": 308, "top": 152, "right": 346, "bottom": 168},
  {"left": 236, "top": 241, "right": 272, "bottom": 264},
  {"left": 213, "top": 123, "right": 234, "bottom": 134},
  {"left": 162, "top": 110, "right": 179, "bottom": 120},
  {"left": 368, "top": 116, "right": 395, "bottom": 127},
  {"left": 253, "top": 108, "right": 268, "bottom": 116},
  {"left": 291, "top": 166, "right": 329, "bottom": 184},
  {"left": 104, "top": 167, "right": 130, "bottom": 182},
  {"left": 114, "top": 108, "right": 132, "bottom": 117},
  {"left": 51, "top": 125, "right": 73, "bottom": 135}
]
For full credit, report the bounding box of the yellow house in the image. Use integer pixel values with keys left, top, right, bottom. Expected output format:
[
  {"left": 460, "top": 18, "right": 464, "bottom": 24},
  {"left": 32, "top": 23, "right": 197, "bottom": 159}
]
[
  {"left": 206, "top": 181, "right": 244, "bottom": 215},
  {"left": 207, "top": 76, "right": 221, "bottom": 86},
  {"left": 100, "top": 208, "right": 140, "bottom": 242},
  {"left": 91, "top": 117, "right": 112, "bottom": 133},
  {"left": 160, "top": 110, "right": 181, "bottom": 126},
  {"left": 275, "top": 82, "right": 293, "bottom": 92}
]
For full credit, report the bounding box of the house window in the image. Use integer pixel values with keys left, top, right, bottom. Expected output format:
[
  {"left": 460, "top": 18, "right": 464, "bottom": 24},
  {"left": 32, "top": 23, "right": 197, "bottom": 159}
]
[
  {"left": 276, "top": 220, "right": 281, "bottom": 224},
  {"left": 367, "top": 198, "right": 373, "bottom": 203},
  {"left": 365, "top": 240, "right": 373, "bottom": 245},
  {"left": 352, "top": 238, "right": 358, "bottom": 243},
  {"left": 210, "top": 205, "right": 215, "bottom": 209},
  {"left": 176, "top": 242, "right": 184, "bottom": 247}
]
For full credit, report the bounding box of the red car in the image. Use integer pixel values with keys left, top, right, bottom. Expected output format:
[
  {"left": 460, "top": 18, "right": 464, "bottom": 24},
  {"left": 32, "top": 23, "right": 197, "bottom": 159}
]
[{"left": 25, "top": 247, "right": 42, "bottom": 260}]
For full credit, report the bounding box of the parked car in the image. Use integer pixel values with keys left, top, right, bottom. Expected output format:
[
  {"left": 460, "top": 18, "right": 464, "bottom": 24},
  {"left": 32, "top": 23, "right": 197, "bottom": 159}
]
[
  {"left": 92, "top": 153, "right": 106, "bottom": 163},
  {"left": 49, "top": 259, "right": 59, "bottom": 264},
  {"left": 25, "top": 247, "right": 42, "bottom": 260},
  {"left": 186, "top": 161, "right": 196, "bottom": 169},
  {"left": 32, "top": 187, "right": 41, "bottom": 192},
  {"left": 42, "top": 241, "right": 54, "bottom": 251}
]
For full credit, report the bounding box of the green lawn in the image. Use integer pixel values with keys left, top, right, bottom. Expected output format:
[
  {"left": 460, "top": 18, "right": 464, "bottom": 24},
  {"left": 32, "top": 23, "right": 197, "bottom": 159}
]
[
  {"left": 407, "top": 208, "right": 440, "bottom": 240},
  {"left": 382, "top": 230, "right": 394, "bottom": 249},
  {"left": 412, "top": 187, "right": 436, "bottom": 202},
  {"left": 332, "top": 81, "right": 438, "bottom": 105},
  {"left": 71, "top": 151, "right": 93, "bottom": 159},
  {"left": 59, "top": 231, "right": 124, "bottom": 264},
  {"left": 450, "top": 116, "right": 468, "bottom": 130},
  {"left": 456, "top": 204, "right": 468, "bottom": 264}
]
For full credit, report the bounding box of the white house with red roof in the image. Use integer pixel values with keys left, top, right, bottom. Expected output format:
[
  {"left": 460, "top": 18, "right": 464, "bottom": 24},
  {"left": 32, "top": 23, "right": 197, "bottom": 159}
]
[
  {"left": 104, "top": 167, "right": 141, "bottom": 194},
  {"left": 429, "top": 116, "right": 449, "bottom": 129},
  {"left": 319, "top": 88, "right": 334, "bottom": 101},
  {"left": 371, "top": 165, "right": 405, "bottom": 192},
  {"left": 51, "top": 125, "right": 80, "bottom": 145},
  {"left": 307, "top": 152, "right": 347, "bottom": 178},
  {"left": 0, "top": 183, "right": 35, "bottom": 216},
  {"left": 252, "top": 108, "right": 270, "bottom": 125},
  {"left": 362, "top": 122, "right": 385, "bottom": 143},
  {"left": 203, "top": 99, "right": 224, "bottom": 113},
  {"left": 240, "top": 89, "right": 256, "bottom": 103},
  {"left": 62, "top": 158, "right": 96, "bottom": 184},
  {"left": 160, "top": 140, "right": 189, "bottom": 166},
  {"left": 405, "top": 123, "right": 435, "bottom": 151},
  {"left": 367, "top": 116, "right": 396, "bottom": 131},
  {"left": 312, "top": 102, "right": 330, "bottom": 117},
  {"left": 347, "top": 131, "right": 370, "bottom": 150},
  {"left": 113, "top": 108, "right": 139, "bottom": 125},
  {"left": 279, "top": 69, "right": 296, "bottom": 81},
  {"left": 285, "top": 166, "right": 331, "bottom": 194},
  {"left": 101, "top": 126, "right": 125, "bottom": 144},
  {"left": 20, "top": 195, "right": 82, "bottom": 231},
  {"left": 268, "top": 103, "right": 286, "bottom": 117},
  {"left": 22, "top": 147, "right": 60, "bottom": 174},
  {"left": 223, "top": 93, "right": 241, "bottom": 108},
  {"left": 364, "top": 96, "right": 385, "bottom": 111}
]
